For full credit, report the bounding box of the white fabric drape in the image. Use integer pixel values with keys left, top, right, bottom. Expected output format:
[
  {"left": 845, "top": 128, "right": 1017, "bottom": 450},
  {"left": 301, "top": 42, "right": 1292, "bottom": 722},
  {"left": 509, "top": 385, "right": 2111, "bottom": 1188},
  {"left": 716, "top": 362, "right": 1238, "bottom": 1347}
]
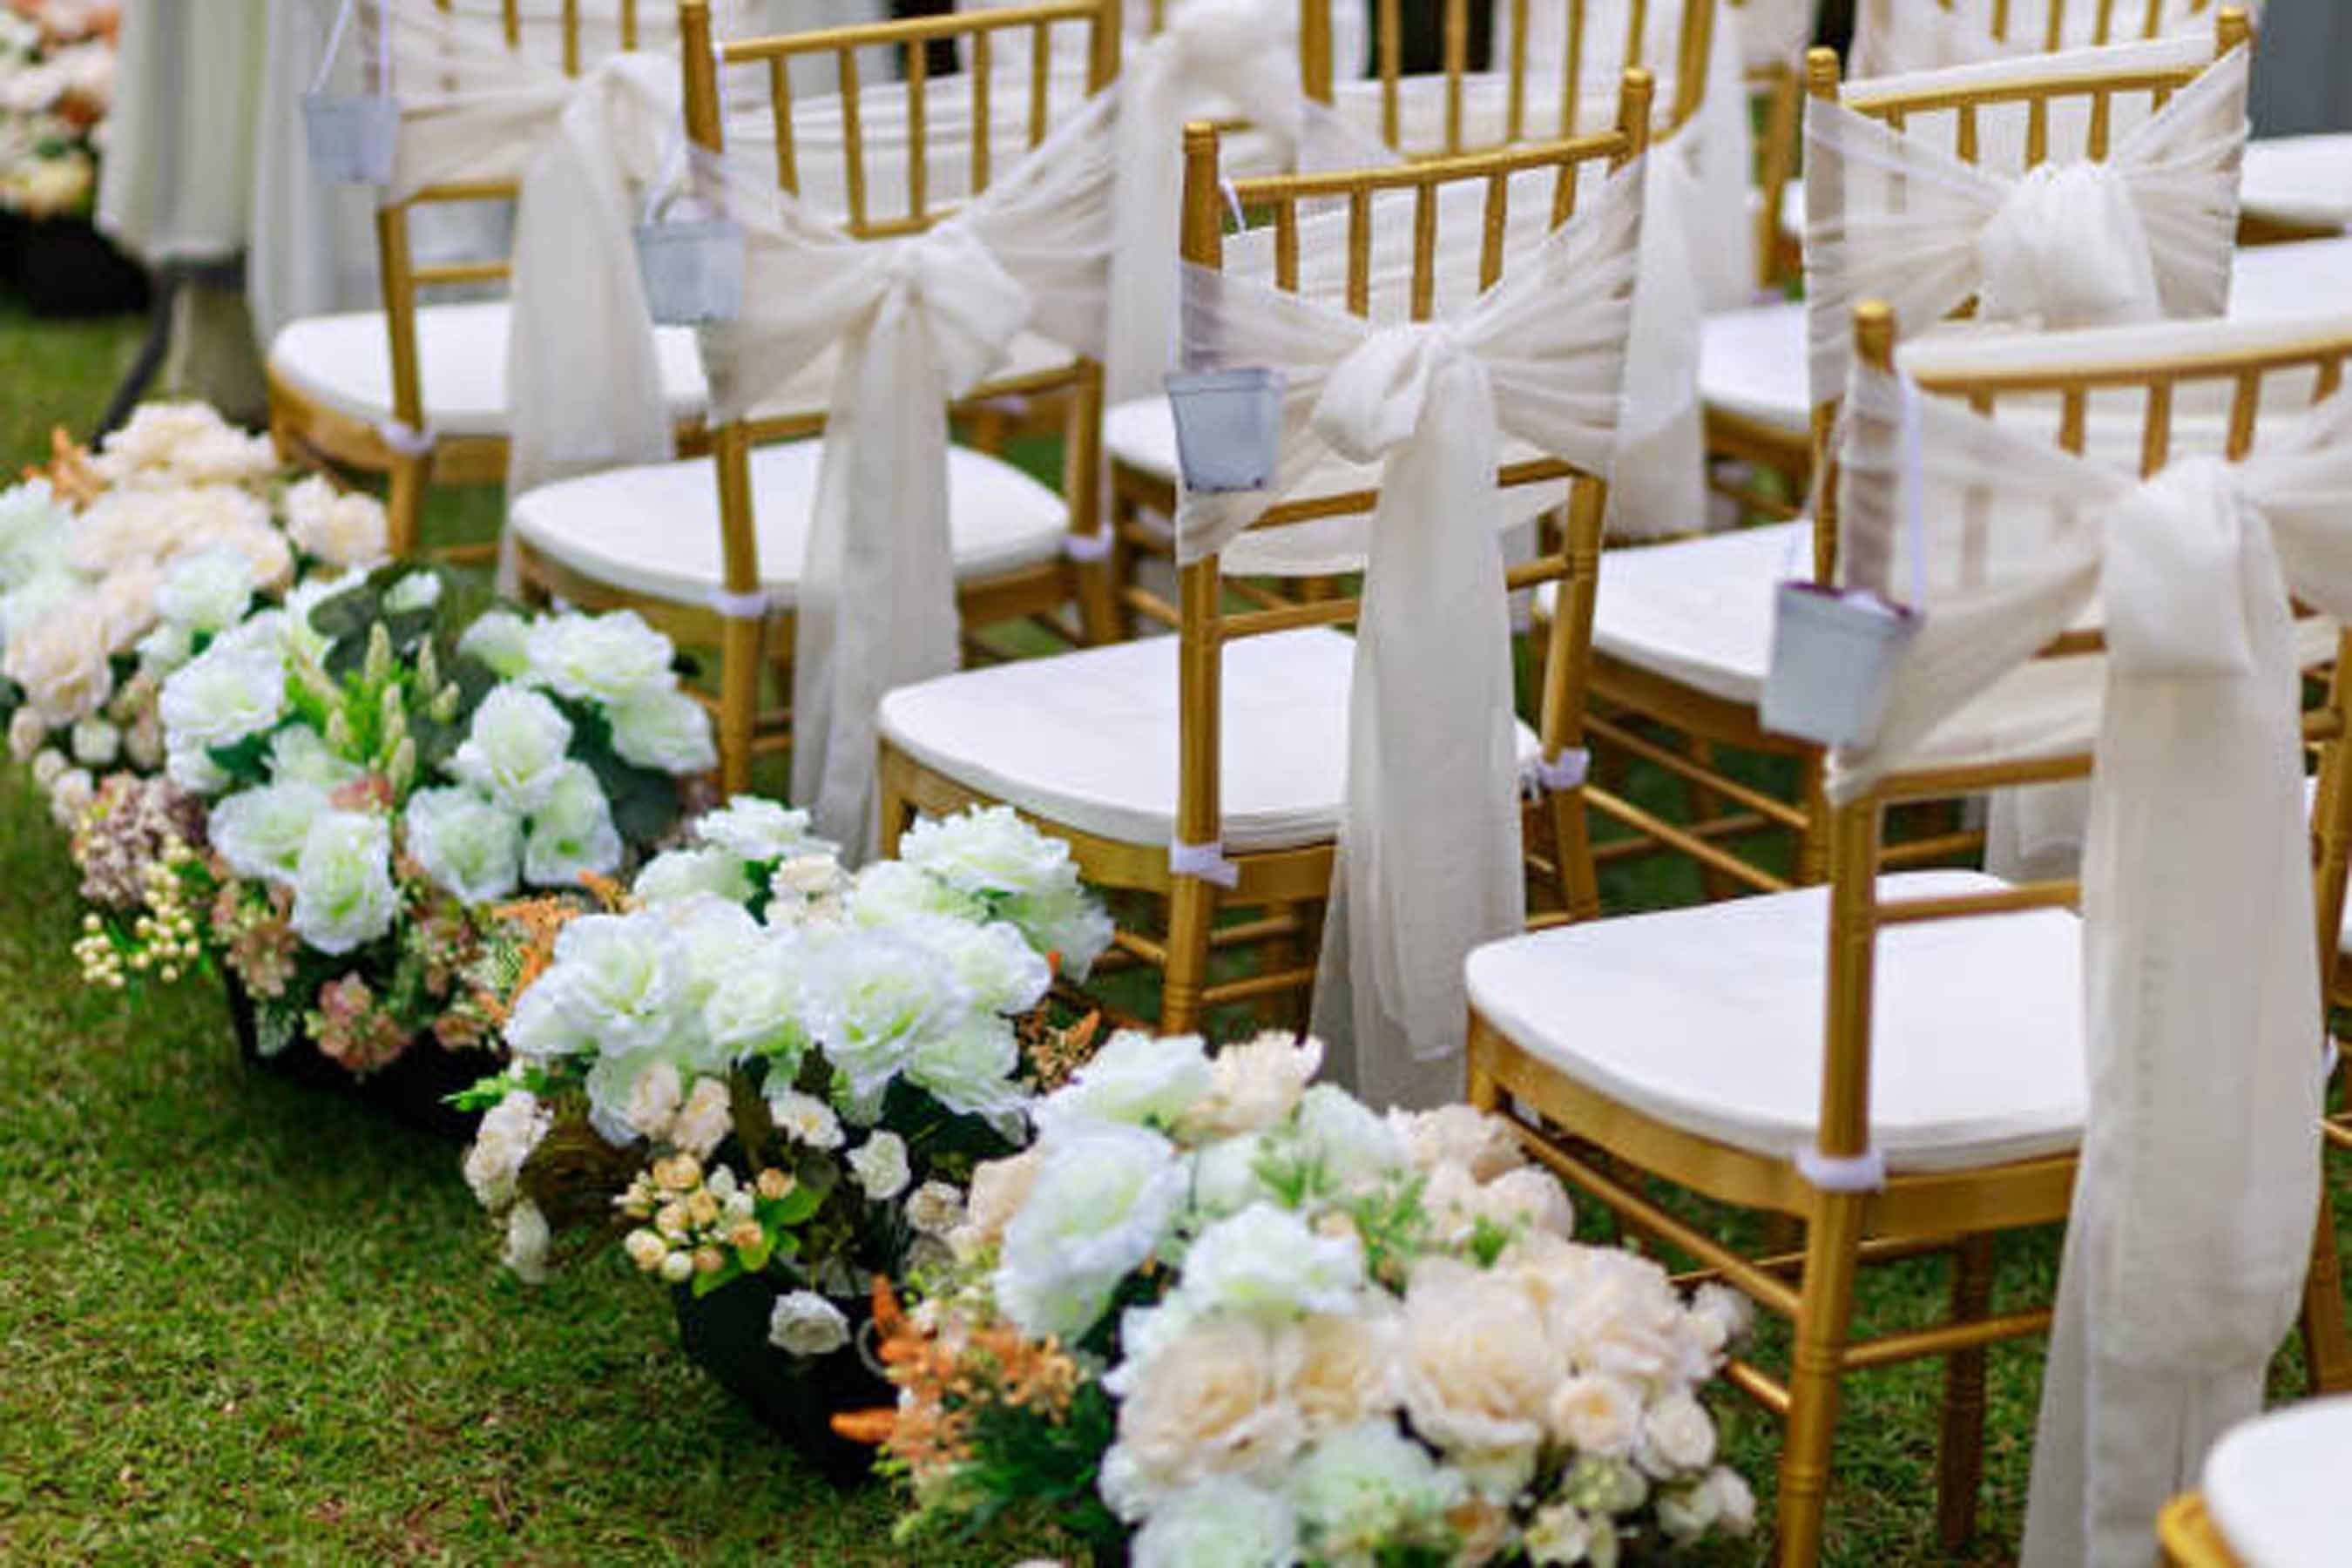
[
  {"left": 694, "top": 91, "right": 1120, "bottom": 859},
  {"left": 1825, "top": 327, "right": 2348, "bottom": 1566},
  {"left": 1175, "top": 164, "right": 1643, "bottom": 1109},
  {"left": 1854, "top": 0, "right": 2262, "bottom": 78},
  {"left": 1803, "top": 35, "right": 2248, "bottom": 411}
]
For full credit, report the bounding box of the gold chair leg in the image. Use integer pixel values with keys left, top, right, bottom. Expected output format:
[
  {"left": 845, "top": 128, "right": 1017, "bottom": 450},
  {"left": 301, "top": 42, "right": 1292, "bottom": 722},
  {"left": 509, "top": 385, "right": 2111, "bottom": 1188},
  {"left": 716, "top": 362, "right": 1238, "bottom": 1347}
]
[
  {"left": 1546, "top": 787, "right": 1601, "bottom": 922},
  {"left": 875, "top": 756, "right": 915, "bottom": 863},
  {"left": 1682, "top": 735, "right": 1737, "bottom": 902},
  {"left": 1778, "top": 1190, "right": 1867, "bottom": 1568},
  {"left": 1071, "top": 556, "right": 1120, "bottom": 648},
  {"left": 1796, "top": 754, "right": 1834, "bottom": 887},
  {"left": 716, "top": 616, "right": 764, "bottom": 800},
  {"left": 1936, "top": 1233, "right": 1996, "bottom": 1553},
  {"left": 1160, "top": 875, "right": 1217, "bottom": 1034},
  {"left": 385, "top": 451, "right": 429, "bottom": 560},
  {"left": 2300, "top": 1186, "right": 2352, "bottom": 1394}
]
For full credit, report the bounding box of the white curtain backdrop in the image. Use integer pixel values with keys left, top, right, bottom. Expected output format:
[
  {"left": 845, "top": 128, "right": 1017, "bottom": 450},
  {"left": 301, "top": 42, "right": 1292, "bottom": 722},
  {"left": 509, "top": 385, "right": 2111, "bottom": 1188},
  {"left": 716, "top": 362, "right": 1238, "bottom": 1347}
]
[
  {"left": 1826, "top": 317, "right": 2349, "bottom": 1566},
  {"left": 1175, "top": 161, "right": 1644, "bottom": 1110}
]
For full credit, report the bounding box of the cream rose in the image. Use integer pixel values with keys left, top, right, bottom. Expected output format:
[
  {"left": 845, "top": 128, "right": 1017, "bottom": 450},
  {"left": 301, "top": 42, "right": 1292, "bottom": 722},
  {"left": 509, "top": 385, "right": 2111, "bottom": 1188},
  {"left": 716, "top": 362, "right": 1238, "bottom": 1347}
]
[
  {"left": 1111, "top": 1317, "right": 1304, "bottom": 1502},
  {"left": 280, "top": 475, "right": 390, "bottom": 569},
  {"left": 1285, "top": 1309, "right": 1399, "bottom": 1432},
  {"left": 949, "top": 1146, "right": 1040, "bottom": 1260},
  {"left": 1186, "top": 1030, "right": 1322, "bottom": 1138},
  {"left": 1396, "top": 1259, "right": 1559, "bottom": 1456},
  {"left": 1548, "top": 1372, "right": 1643, "bottom": 1456},
  {"left": 4, "top": 594, "right": 114, "bottom": 727}
]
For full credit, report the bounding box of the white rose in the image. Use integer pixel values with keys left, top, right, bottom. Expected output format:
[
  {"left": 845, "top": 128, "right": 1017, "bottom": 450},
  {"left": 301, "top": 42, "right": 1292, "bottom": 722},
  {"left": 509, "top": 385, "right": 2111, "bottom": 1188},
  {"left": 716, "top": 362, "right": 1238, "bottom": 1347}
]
[
  {"left": 903, "top": 1011, "right": 1027, "bottom": 1125},
  {"left": 502, "top": 1200, "right": 552, "bottom": 1283},
  {"left": 904, "top": 1180, "right": 965, "bottom": 1238},
  {"left": 1032, "top": 1030, "right": 1213, "bottom": 1136},
  {"left": 544, "top": 912, "right": 691, "bottom": 1056},
  {"left": 30, "top": 747, "right": 66, "bottom": 789},
  {"left": 1636, "top": 1391, "right": 1718, "bottom": 1478},
  {"left": 280, "top": 475, "right": 389, "bottom": 569},
  {"left": 1285, "top": 1310, "right": 1401, "bottom": 1434},
  {"left": 153, "top": 544, "right": 254, "bottom": 632},
  {"left": 671, "top": 1074, "right": 733, "bottom": 1159},
  {"left": 1524, "top": 1503, "right": 1602, "bottom": 1567},
  {"left": 848, "top": 857, "right": 974, "bottom": 926},
  {"left": 189, "top": 515, "right": 293, "bottom": 596},
  {"left": 632, "top": 846, "right": 754, "bottom": 908},
  {"left": 159, "top": 637, "right": 283, "bottom": 751},
  {"left": 607, "top": 685, "right": 715, "bottom": 774},
  {"left": 767, "top": 1290, "right": 852, "bottom": 1357},
  {"left": 5, "top": 594, "right": 114, "bottom": 727},
  {"left": 1698, "top": 1464, "right": 1755, "bottom": 1536},
  {"left": 898, "top": 804, "right": 1075, "bottom": 901},
  {"left": 997, "top": 1121, "right": 1186, "bottom": 1342},
  {"left": 1548, "top": 1373, "right": 1643, "bottom": 1458},
  {"left": 166, "top": 739, "right": 232, "bottom": 794},
  {"left": 69, "top": 716, "right": 118, "bottom": 767},
  {"left": 694, "top": 794, "right": 816, "bottom": 863},
  {"left": 524, "top": 610, "right": 677, "bottom": 705},
  {"left": 621, "top": 1058, "right": 685, "bottom": 1142},
  {"left": 1129, "top": 1477, "right": 1300, "bottom": 1568},
  {"left": 765, "top": 1088, "right": 843, "bottom": 1151},
  {"left": 521, "top": 760, "right": 622, "bottom": 889},
  {"left": 801, "top": 927, "right": 963, "bottom": 1106},
  {"left": 1480, "top": 1166, "right": 1576, "bottom": 1240},
  {"left": 289, "top": 809, "right": 399, "bottom": 955},
  {"left": 1179, "top": 1202, "right": 1363, "bottom": 1320},
  {"left": 1685, "top": 1282, "right": 1754, "bottom": 1362},
  {"left": 1284, "top": 1419, "right": 1466, "bottom": 1557},
  {"left": 0, "top": 477, "right": 68, "bottom": 589},
  {"left": 901, "top": 915, "right": 1051, "bottom": 1017},
  {"left": 456, "top": 610, "right": 532, "bottom": 679},
  {"left": 1294, "top": 1085, "right": 1409, "bottom": 1192},
  {"left": 6, "top": 705, "right": 44, "bottom": 762},
  {"left": 1396, "top": 1258, "right": 1558, "bottom": 1457},
  {"left": 209, "top": 781, "right": 333, "bottom": 887},
  {"left": 998, "top": 880, "right": 1116, "bottom": 981},
  {"left": 463, "top": 1090, "right": 551, "bottom": 1210},
  {"left": 847, "top": 1130, "right": 911, "bottom": 1202},
  {"left": 0, "top": 568, "right": 82, "bottom": 649},
  {"left": 503, "top": 974, "right": 588, "bottom": 1064},
  {"left": 402, "top": 787, "right": 523, "bottom": 905},
  {"left": 93, "top": 561, "right": 163, "bottom": 652},
  {"left": 449, "top": 684, "right": 573, "bottom": 814}
]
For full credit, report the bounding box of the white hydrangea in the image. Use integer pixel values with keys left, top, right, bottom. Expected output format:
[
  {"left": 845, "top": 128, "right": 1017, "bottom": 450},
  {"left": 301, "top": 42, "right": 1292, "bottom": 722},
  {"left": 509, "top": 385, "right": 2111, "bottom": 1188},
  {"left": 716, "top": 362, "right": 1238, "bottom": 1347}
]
[
  {"left": 404, "top": 787, "right": 524, "bottom": 904},
  {"left": 767, "top": 1290, "right": 852, "bottom": 1357},
  {"left": 1032, "top": 1030, "right": 1213, "bottom": 1137},
  {"left": 463, "top": 1089, "right": 551, "bottom": 1210},
  {"left": 289, "top": 809, "right": 399, "bottom": 955},
  {"left": 524, "top": 610, "right": 676, "bottom": 705},
  {"left": 632, "top": 846, "right": 754, "bottom": 908},
  {"left": 997, "top": 1121, "right": 1187, "bottom": 1342},
  {"left": 847, "top": 1130, "right": 912, "bottom": 1202},
  {"left": 694, "top": 795, "right": 816, "bottom": 863},
  {"left": 520, "top": 760, "right": 622, "bottom": 888},
  {"left": 1176, "top": 1202, "right": 1364, "bottom": 1321},
  {"left": 209, "top": 781, "right": 333, "bottom": 887},
  {"left": 456, "top": 609, "right": 532, "bottom": 679},
  {"left": 449, "top": 684, "right": 573, "bottom": 814},
  {"left": 159, "top": 637, "right": 285, "bottom": 751},
  {"left": 152, "top": 544, "right": 255, "bottom": 632},
  {"left": 1130, "top": 1477, "right": 1301, "bottom": 1568},
  {"left": 607, "top": 686, "right": 715, "bottom": 774}
]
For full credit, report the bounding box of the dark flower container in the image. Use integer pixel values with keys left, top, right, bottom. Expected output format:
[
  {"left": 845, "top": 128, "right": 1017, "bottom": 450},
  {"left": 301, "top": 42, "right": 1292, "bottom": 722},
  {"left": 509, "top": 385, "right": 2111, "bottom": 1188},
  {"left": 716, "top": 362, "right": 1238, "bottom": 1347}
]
[
  {"left": 16, "top": 216, "right": 149, "bottom": 317},
  {"left": 671, "top": 1270, "right": 893, "bottom": 1486},
  {"left": 224, "top": 977, "right": 483, "bottom": 1140}
]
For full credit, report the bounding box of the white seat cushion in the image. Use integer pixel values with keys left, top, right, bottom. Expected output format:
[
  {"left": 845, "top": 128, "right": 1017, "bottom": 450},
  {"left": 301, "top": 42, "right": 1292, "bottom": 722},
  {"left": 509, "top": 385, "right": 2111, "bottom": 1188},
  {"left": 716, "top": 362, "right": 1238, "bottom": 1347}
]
[
  {"left": 267, "top": 300, "right": 710, "bottom": 438},
  {"left": 2239, "top": 134, "right": 2352, "bottom": 231},
  {"left": 880, "top": 626, "right": 1544, "bottom": 854},
  {"left": 1105, "top": 395, "right": 1181, "bottom": 483},
  {"left": 2203, "top": 1395, "right": 2352, "bottom": 1568},
  {"left": 1465, "top": 869, "right": 2086, "bottom": 1173},
  {"left": 509, "top": 441, "right": 1069, "bottom": 608},
  {"left": 1699, "top": 238, "right": 2352, "bottom": 439}
]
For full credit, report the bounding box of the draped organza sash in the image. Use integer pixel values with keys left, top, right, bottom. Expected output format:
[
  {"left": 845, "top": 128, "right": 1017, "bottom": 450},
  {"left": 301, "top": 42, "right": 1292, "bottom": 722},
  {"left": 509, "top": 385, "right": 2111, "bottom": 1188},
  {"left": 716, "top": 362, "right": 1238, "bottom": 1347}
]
[
  {"left": 697, "top": 90, "right": 1120, "bottom": 859},
  {"left": 1175, "top": 164, "right": 1643, "bottom": 1109},
  {"left": 1804, "top": 35, "right": 2248, "bottom": 409},
  {"left": 1826, "top": 330, "right": 2352, "bottom": 1566}
]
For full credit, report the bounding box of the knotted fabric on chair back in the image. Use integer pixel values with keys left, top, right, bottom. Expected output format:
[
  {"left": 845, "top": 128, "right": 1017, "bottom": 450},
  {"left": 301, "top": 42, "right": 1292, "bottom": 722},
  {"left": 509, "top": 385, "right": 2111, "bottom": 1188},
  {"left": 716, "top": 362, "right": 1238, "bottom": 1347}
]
[{"left": 1826, "top": 310, "right": 2352, "bottom": 1566}]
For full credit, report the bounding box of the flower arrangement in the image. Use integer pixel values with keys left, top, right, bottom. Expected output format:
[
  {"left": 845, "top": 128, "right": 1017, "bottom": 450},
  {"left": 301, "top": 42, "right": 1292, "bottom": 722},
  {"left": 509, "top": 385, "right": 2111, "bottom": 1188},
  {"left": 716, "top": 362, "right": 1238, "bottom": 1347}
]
[
  {"left": 0, "top": 1, "right": 114, "bottom": 219},
  {"left": 849, "top": 1031, "right": 1758, "bottom": 1566},
  {"left": 455, "top": 801, "right": 1112, "bottom": 1456},
  {"left": 0, "top": 404, "right": 393, "bottom": 831},
  {"left": 69, "top": 561, "right": 718, "bottom": 1084}
]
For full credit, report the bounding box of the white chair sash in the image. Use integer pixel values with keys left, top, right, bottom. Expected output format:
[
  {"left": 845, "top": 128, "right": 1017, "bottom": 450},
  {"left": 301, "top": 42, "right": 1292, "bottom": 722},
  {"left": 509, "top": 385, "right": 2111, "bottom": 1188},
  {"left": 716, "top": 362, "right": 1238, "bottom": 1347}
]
[
  {"left": 695, "top": 90, "right": 1119, "bottom": 860},
  {"left": 1853, "top": 0, "right": 2264, "bottom": 78},
  {"left": 1803, "top": 35, "right": 2248, "bottom": 408},
  {"left": 1174, "top": 164, "right": 1642, "bottom": 1109},
  {"left": 1826, "top": 328, "right": 2351, "bottom": 1565}
]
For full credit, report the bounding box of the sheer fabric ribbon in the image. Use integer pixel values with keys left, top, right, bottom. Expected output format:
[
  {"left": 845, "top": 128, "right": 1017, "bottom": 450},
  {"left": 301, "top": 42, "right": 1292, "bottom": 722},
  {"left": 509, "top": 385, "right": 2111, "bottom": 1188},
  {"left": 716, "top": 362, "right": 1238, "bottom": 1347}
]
[
  {"left": 1828, "top": 339, "right": 2352, "bottom": 1565},
  {"left": 1175, "top": 165, "right": 1643, "bottom": 1109}
]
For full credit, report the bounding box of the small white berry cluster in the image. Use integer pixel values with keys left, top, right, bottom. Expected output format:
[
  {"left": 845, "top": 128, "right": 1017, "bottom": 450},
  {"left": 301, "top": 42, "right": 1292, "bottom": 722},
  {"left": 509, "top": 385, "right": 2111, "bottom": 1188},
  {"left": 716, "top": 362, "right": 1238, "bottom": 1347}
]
[{"left": 74, "top": 834, "right": 200, "bottom": 989}]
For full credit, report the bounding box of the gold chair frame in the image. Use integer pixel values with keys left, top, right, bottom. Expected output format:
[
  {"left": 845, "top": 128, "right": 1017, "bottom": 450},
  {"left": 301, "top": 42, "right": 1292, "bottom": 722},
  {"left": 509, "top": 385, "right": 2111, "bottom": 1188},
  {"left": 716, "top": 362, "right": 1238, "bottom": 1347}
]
[
  {"left": 882, "top": 75, "right": 1656, "bottom": 1033},
  {"left": 1472, "top": 299, "right": 2352, "bottom": 1565},
  {"left": 510, "top": 0, "right": 1124, "bottom": 796},
  {"left": 2157, "top": 1493, "right": 2241, "bottom": 1566},
  {"left": 267, "top": 0, "right": 705, "bottom": 563},
  {"left": 1625, "top": 8, "right": 2248, "bottom": 904}
]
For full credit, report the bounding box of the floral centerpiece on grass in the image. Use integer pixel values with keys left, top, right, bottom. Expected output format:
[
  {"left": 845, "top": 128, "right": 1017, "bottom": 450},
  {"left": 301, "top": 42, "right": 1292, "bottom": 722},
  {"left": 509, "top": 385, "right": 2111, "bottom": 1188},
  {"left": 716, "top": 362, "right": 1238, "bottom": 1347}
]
[
  {"left": 69, "top": 565, "right": 717, "bottom": 1086},
  {"left": 456, "top": 801, "right": 1112, "bottom": 1465},
  {"left": 0, "top": 1, "right": 115, "bottom": 220},
  {"left": 0, "top": 403, "right": 395, "bottom": 829},
  {"left": 850, "top": 1031, "right": 1758, "bottom": 1565}
]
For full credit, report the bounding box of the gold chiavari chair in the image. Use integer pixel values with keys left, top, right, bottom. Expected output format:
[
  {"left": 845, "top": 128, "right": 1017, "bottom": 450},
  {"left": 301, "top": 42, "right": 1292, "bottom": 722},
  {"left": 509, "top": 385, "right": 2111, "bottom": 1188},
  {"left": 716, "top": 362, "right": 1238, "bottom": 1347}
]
[
  {"left": 1747, "top": 0, "right": 1812, "bottom": 292},
  {"left": 267, "top": 0, "right": 706, "bottom": 562},
  {"left": 879, "top": 75, "right": 1654, "bottom": 1035},
  {"left": 2158, "top": 1494, "right": 2240, "bottom": 1566},
  {"left": 1928, "top": 0, "right": 2234, "bottom": 53},
  {"left": 1468, "top": 301, "right": 2352, "bottom": 1565},
  {"left": 507, "top": 0, "right": 1124, "bottom": 797},
  {"left": 1613, "top": 11, "right": 2249, "bottom": 908}
]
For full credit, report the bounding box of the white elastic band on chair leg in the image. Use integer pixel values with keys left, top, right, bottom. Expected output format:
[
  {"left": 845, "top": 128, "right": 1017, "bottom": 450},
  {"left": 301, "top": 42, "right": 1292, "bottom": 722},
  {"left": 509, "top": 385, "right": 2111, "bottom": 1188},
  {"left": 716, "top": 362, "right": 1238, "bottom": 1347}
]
[
  {"left": 2324, "top": 1037, "right": 2342, "bottom": 1087},
  {"left": 375, "top": 418, "right": 436, "bottom": 457},
  {"left": 1794, "top": 1145, "right": 1887, "bottom": 1193},
  {"left": 1523, "top": 748, "right": 1592, "bottom": 795},
  {"left": 1063, "top": 530, "right": 1115, "bottom": 563},
  {"left": 1169, "top": 838, "right": 1240, "bottom": 889},
  {"left": 706, "top": 585, "right": 771, "bottom": 621}
]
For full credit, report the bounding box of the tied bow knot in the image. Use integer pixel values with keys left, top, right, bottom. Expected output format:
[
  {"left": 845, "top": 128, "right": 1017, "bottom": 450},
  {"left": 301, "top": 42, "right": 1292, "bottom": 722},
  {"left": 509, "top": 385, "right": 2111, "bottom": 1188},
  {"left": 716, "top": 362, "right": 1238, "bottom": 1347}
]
[
  {"left": 1977, "top": 160, "right": 2165, "bottom": 329},
  {"left": 1313, "top": 322, "right": 1489, "bottom": 463},
  {"left": 2100, "top": 456, "right": 2260, "bottom": 679},
  {"left": 874, "top": 220, "right": 1033, "bottom": 400}
]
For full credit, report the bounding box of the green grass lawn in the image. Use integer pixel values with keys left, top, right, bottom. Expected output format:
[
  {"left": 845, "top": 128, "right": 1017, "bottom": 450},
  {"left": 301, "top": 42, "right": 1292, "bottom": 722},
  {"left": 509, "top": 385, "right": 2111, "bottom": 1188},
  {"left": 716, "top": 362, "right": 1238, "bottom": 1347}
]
[{"left": 1, "top": 296, "right": 2345, "bottom": 1565}]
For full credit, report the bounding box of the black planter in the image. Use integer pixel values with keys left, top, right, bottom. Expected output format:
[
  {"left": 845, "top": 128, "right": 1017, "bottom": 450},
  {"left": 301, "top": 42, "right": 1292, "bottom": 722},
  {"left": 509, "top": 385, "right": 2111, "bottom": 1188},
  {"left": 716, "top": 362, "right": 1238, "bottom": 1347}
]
[
  {"left": 672, "top": 1271, "right": 892, "bottom": 1485},
  {"left": 15, "top": 215, "right": 148, "bottom": 317},
  {"left": 0, "top": 210, "right": 25, "bottom": 290},
  {"left": 225, "top": 977, "right": 485, "bottom": 1140}
]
